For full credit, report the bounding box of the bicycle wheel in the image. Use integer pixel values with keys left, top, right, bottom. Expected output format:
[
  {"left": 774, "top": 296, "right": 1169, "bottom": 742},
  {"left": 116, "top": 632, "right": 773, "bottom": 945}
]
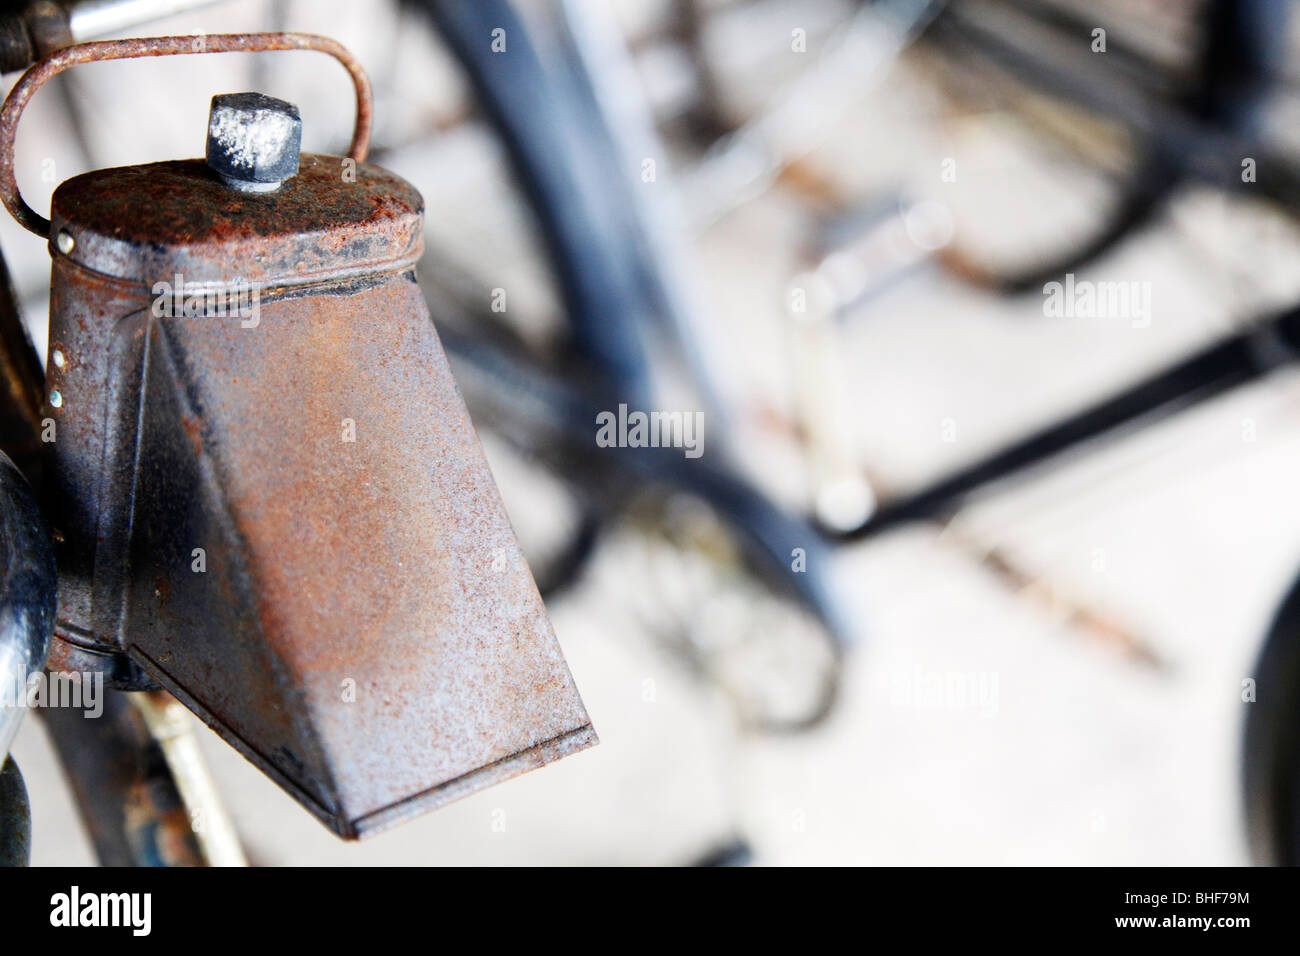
[
  {"left": 1243, "top": 566, "right": 1300, "bottom": 865},
  {"left": 598, "top": 489, "right": 844, "bottom": 734}
]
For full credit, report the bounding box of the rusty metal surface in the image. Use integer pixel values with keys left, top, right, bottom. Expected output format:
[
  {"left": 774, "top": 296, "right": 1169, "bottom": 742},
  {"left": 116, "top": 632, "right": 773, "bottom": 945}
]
[
  {"left": 43, "top": 155, "right": 422, "bottom": 681},
  {"left": 42, "top": 152, "right": 595, "bottom": 837},
  {"left": 0, "top": 32, "right": 373, "bottom": 236},
  {"left": 52, "top": 155, "right": 419, "bottom": 287},
  {"left": 42, "top": 252, "right": 161, "bottom": 687},
  {"left": 0, "top": 258, "right": 232, "bottom": 864}
]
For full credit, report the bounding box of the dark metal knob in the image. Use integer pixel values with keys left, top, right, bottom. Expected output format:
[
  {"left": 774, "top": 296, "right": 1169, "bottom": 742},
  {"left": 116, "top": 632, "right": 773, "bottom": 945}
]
[{"left": 205, "top": 92, "right": 301, "bottom": 193}]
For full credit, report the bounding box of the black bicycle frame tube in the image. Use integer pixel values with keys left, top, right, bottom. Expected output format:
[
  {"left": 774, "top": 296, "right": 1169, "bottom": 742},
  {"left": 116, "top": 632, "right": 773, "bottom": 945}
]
[
  {"left": 832, "top": 306, "right": 1300, "bottom": 541},
  {"left": 417, "top": 0, "right": 654, "bottom": 408}
]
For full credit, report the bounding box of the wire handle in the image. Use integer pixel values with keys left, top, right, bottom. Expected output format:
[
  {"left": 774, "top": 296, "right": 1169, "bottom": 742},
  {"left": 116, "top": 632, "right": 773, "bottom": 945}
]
[{"left": 0, "top": 32, "right": 373, "bottom": 237}]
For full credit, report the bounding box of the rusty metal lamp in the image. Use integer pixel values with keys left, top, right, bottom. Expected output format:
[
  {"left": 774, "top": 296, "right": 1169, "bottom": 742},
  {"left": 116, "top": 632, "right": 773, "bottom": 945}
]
[{"left": 0, "top": 34, "right": 595, "bottom": 840}]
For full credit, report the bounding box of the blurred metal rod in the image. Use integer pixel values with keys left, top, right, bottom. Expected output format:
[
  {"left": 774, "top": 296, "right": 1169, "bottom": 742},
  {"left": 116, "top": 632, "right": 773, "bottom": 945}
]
[
  {"left": 684, "top": 0, "right": 944, "bottom": 226},
  {"left": 131, "top": 691, "right": 246, "bottom": 866},
  {"left": 554, "top": 0, "right": 732, "bottom": 433},
  {"left": 40, "top": 686, "right": 229, "bottom": 866},
  {"left": 936, "top": 2, "right": 1300, "bottom": 207},
  {"left": 0, "top": 0, "right": 225, "bottom": 73},
  {"left": 68, "top": 0, "right": 224, "bottom": 41},
  {"left": 829, "top": 307, "right": 1300, "bottom": 541}
]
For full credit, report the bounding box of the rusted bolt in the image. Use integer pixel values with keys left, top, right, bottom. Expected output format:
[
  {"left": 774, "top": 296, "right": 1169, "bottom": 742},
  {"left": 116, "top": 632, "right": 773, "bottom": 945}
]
[{"left": 205, "top": 92, "right": 301, "bottom": 193}]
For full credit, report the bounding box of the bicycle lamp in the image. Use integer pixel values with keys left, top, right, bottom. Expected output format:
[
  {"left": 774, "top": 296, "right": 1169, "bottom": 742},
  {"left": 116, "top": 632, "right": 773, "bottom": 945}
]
[{"left": 0, "top": 34, "right": 595, "bottom": 838}]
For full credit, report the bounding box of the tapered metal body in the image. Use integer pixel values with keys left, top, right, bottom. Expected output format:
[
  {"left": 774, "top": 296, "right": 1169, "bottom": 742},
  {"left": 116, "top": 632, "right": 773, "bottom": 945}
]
[{"left": 40, "top": 154, "right": 595, "bottom": 837}]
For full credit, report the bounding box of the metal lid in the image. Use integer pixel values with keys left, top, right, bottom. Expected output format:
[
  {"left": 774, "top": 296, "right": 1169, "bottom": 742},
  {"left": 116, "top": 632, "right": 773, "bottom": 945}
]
[{"left": 49, "top": 153, "right": 423, "bottom": 289}]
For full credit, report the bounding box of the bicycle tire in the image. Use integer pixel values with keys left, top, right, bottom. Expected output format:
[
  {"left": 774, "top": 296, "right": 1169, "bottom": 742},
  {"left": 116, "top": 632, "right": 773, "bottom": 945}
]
[{"left": 1243, "top": 566, "right": 1300, "bottom": 865}]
